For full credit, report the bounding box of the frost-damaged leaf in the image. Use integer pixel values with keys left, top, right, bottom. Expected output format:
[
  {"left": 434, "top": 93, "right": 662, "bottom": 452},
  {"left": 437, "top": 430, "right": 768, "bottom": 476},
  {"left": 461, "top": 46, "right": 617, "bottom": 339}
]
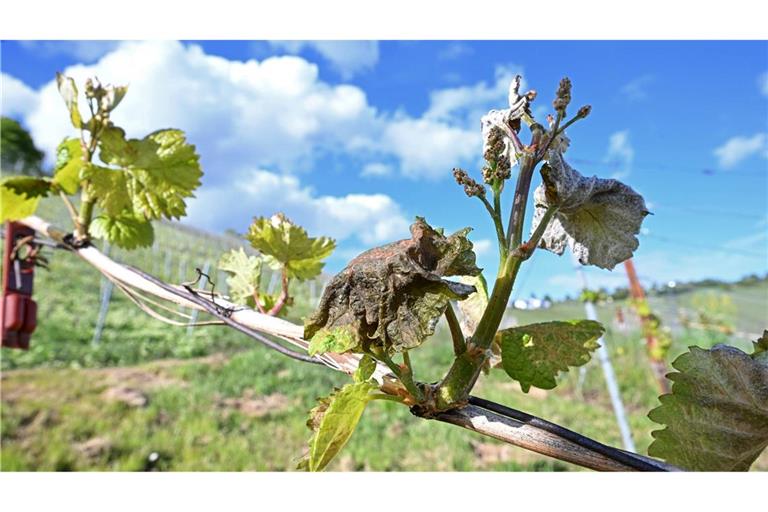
[
  {"left": 53, "top": 138, "right": 84, "bottom": 195},
  {"left": 531, "top": 151, "right": 649, "bottom": 270},
  {"left": 90, "top": 212, "right": 154, "bottom": 249},
  {"left": 0, "top": 177, "right": 48, "bottom": 221},
  {"left": 98, "top": 127, "right": 202, "bottom": 220},
  {"left": 217, "top": 248, "right": 262, "bottom": 306},
  {"left": 299, "top": 381, "right": 378, "bottom": 472},
  {"left": 246, "top": 213, "right": 335, "bottom": 280},
  {"left": 56, "top": 73, "right": 83, "bottom": 129},
  {"left": 304, "top": 218, "right": 480, "bottom": 354},
  {"left": 647, "top": 342, "right": 768, "bottom": 471},
  {"left": 498, "top": 320, "right": 603, "bottom": 392}
]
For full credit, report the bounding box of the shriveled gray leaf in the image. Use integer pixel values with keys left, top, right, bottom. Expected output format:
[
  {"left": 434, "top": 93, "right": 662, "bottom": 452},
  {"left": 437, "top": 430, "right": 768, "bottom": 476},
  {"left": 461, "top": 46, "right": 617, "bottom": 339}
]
[
  {"left": 648, "top": 343, "right": 768, "bottom": 471},
  {"left": 531, "top": 151, "right": 649, "bottom": 269},
  {"left": 305, "top": 217, "right": 480, "bottom": 354}
]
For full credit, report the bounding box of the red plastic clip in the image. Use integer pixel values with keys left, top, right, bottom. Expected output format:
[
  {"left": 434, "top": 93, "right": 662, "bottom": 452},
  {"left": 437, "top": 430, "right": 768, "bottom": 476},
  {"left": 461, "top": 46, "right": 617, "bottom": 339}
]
[{"left": 1, "top": 221, "right": 39, "bottom": 350}]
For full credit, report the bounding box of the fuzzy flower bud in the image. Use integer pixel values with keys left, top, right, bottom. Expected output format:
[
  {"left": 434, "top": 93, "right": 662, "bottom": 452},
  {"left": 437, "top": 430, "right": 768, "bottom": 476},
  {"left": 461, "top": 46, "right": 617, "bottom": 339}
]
[
  {"left": 453, "top": 167, "right": 485, "bottom": 197},
  {"left": 553, "top": 77, "right": 572, "bottom": 114},
  {"left": 577, "top": 105, "right": 592, "bottom": 119}
]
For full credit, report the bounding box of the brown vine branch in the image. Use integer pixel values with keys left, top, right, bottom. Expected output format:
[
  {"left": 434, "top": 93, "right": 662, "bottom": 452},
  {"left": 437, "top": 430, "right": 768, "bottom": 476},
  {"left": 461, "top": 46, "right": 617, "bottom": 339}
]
[{"left": 19, "top": 214, "right": 679, "bottom": 472}]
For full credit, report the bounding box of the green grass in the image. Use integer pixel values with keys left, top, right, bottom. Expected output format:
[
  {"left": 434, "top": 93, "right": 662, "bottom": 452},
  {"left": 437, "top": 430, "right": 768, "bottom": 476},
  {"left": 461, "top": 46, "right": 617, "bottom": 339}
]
[{"left": 1, "top": 198, "right": 766, "bottom": 471}]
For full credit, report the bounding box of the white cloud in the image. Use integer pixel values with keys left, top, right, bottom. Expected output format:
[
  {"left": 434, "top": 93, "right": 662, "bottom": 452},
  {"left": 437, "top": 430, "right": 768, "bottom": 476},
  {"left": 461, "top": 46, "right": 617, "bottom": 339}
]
[
  {"left": 472, "top": 238, "right": 493, "bottom": 256},
  {"left": 361, "top": 162, "right": 393, "bottom": 177},
  {"left": 186, "top": 169, "right": 410, "bottom": 246},
  {"left": 713, "top": 133, "right": 768, "bottom": 169},
  {"left": 1, "top": 72, "right": 38, "bottom": 118},
  {"left": 6, "top": 40, "right": 504, "bottom": 183},
  {"left": 18, "top": 41, "right": 120, "bottom": 62},
  {"left": 424, "top": 65, "right": 524, "bottom": 125},
  {"left": 382, "top": 117, "right": 479, "bottom": 179},
  {"left": 759, "top": 71, "right": 768, "bottom": 97},
  {"left": 268, "top": 41, "right": 379, "bottom": 79},
  {"left": 605, "top": 130, "right": 634, "bottom": 179},
  {"left": 620, "top": 74, "right": 654, "bottom": 101},
  {"left": 437, "top": 42, "right": 473, "bottom": 61},
  {"left": 12, "top": 41, "right": 379, "bottom": 182}
]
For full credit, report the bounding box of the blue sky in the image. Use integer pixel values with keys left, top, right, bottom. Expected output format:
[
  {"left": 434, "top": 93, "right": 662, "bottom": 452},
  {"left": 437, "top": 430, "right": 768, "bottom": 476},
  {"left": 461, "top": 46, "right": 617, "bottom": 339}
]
[{"left": 2, "top": 40, "right": 767, "bottom": 299}]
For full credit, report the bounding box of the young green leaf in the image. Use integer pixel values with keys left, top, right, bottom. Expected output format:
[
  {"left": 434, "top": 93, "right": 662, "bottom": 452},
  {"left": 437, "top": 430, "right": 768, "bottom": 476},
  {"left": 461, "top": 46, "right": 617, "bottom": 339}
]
[
  {"left": 246, "top": 213, "right": 335, "bottom": 280},
  {"left": 1, "top": 176, "right": 53, "bottom": 199},
  {"left": 98, "top": 127, "right": 203, "bottom": 220},
  {"left": 647, "top": 343, "right": 768, "bottom": 471},
  {"left": 80, "top": 165, "right": 132, "bottom": 216},
  {"left": 55, "top": 73, "right": 83, "bottom": 129},
  {"left": 354, "top": 354, "right": 377, "bottom": 383},
  {"left": 531, "top": 151, "right": 649, "bottom": 270},
  {"left": 308, "top": 326, "right": 360, "bottom": 356},
  {"left": 217, "top": 248, "right": 263, "bottom": 306},
  {"left": 301, "top": 381, "right": 378, "bottom": 471},
  {"left": 498, "top": 320, "right": 603, "bottom": 392},
  {"left": 90, "top": 212, "right": 154, "bottom": 249},
  {"left": 0, "top": 178, "right": 46, "bottom": 221},
  {"left": 305, "top": 218, "right": 480, "bottom": 355},
  {"left": 53, "top": 138, "right": 84, "bottom": 195},
  {"left": 753, "top": 330, "right": 768, "bottom": 362}
]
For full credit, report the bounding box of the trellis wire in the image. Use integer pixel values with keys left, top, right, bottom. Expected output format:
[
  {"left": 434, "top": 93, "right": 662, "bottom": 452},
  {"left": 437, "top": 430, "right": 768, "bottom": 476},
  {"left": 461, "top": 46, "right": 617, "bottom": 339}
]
[{"left": 574, "top": 255, "right": 636, "bottom": 453}]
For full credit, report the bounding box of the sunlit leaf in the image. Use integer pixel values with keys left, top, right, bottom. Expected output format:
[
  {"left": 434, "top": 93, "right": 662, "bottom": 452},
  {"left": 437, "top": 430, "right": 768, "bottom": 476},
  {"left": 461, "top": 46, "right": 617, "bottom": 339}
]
[
  {"left": 80, "top": 164, "right": 132, "bottom": 217},
  {"left": 90, "top": 212, "right": 154, "bottom": 249},
  {"left": 531, "top": 151, "right": 649, "bottom": 270},
  {"left": 98, "top": 127, "right": 202, "bottom": 220},
  {"left": 455, "top": 274, "right": 488, "bottom": 337},
  {"left": 300, "top": 381, "right": 378, "bottom": 471},
  {"left": 53, "top": 138, "right": 84, "bottom": 195},
  {"left": 246, "top": 213, "right": 335, "bottom": 280},
  {"left": 218, "top": 248, "right": 262, "bottom": 306},
  {"left": 0, "top": 177, "right": 45, "bottom": 221},
  {"left": 305, "top": 217, "right": 480, "bottom": 354},
  {"left": 498, "top": 320, "right": 603, "bottom": 392},
  {"left": 0, "top": 175, "right": 53, "bottom": 199},
  {"left": 647, "top": 343, "right": 768, "bottom": 471}
]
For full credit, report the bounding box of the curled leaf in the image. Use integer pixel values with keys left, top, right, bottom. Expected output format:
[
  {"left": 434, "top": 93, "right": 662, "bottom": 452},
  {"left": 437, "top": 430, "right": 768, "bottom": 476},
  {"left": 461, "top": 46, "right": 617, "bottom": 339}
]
[
  {"left": 648, "top": 343, "right": 768, "bottom": 471},
  {"left": 305, "top": 218, "right": 481, "bottom": 355},
  {"left": 56, "top": 73, "right": 83, "bottom": 129},
  {"left": 246, "top": 213, "right": 335, "bottom": 280},
  {"left": 531, "top": 151, "right": 649, "bottom": 269},
  {"left": 498, "top": 320, "right": 603, "bottom": 392}
]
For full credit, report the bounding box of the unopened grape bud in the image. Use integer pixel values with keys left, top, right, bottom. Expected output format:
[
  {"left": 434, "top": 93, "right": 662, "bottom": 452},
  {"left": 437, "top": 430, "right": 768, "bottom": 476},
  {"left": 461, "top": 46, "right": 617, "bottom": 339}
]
[{"left": 577, "top": 105, "right": 592, "bottom": 119}]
